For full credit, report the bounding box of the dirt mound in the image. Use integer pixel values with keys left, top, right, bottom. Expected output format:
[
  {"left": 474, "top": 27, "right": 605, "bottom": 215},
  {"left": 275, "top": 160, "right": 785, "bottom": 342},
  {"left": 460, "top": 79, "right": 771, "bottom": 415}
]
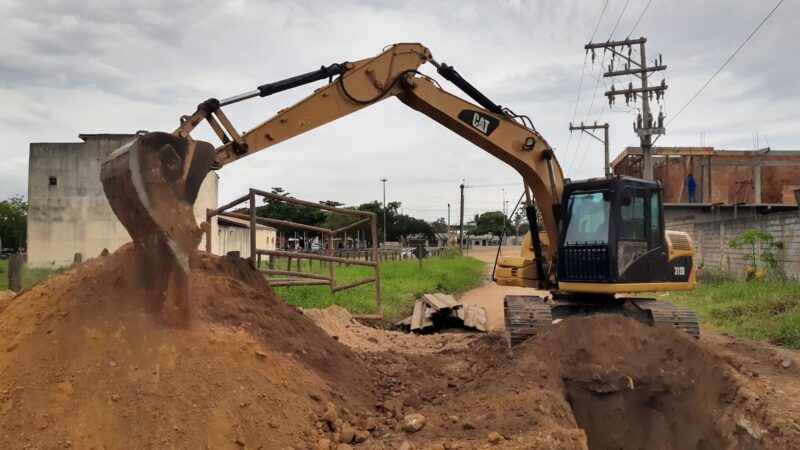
[
  {"left": 0, "top": 247, "right": 374, "bottom": 449},
  {"left": 517, "top": 315, "right": 797, "bottom": 449},
  {"left": 312, "top": 314, "right": 800, "bottom": 449},
  {"left": 0, "top": 291, "right": 14, "bottom": 314}
]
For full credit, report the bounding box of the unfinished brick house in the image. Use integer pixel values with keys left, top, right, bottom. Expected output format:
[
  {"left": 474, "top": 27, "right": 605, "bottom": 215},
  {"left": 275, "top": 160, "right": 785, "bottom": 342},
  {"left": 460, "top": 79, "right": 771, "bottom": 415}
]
[{"left": 612, "top": 147, "right": 800, "bottom": 206}]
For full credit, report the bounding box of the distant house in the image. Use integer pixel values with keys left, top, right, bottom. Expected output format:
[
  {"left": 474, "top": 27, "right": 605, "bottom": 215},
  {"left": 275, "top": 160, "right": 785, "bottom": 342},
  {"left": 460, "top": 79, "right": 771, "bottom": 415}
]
[
  {"left": 462, "top": 234, "right": 499, "bottom": 248},
  {"left": 217, "top": 215, "right": 277, "bottom": 257}
]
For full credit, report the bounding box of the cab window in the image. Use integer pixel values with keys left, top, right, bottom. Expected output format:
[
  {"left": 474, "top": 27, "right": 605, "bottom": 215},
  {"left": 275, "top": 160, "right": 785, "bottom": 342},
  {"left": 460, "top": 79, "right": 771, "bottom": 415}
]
[
  {"left": 564, "top": 191, "right": 612, "bottom": 244},
  {"left": 620, "top": 189, "right": 646, "bottom": 240}
]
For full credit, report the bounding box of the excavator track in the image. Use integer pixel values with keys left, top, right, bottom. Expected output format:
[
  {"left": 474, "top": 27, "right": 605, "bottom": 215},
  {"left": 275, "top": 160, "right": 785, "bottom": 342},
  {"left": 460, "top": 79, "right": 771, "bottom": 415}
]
[
  {"left": 503, "top": 295, "right": 700, "bottom": 346},
  {"left": 504, "top": 295, "right": 553, "bottom": 346},
  {"left": 629, "top": 298, "right": 701, "bottom": 338}
]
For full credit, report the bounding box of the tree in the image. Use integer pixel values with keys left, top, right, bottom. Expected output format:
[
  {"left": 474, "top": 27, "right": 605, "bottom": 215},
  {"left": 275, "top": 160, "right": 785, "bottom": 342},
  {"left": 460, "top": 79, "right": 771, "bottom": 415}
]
[
  {"left": 0, "top": 195, "right": 27, "bottom": 251},
  {"left": 513, "top": 209, "right": 526, "bottom": 237},
  {"left": 469, "top": 211, "right": 513, "bottom": 237},
  {"left": 430, "top": 217, "right": 448, "bottom": 233},
  {"left": 728, "top": 229, "right": 783, "bottom": 280},
  {"left": 255, "top": 187, "right": 325, "bottom": 226}
]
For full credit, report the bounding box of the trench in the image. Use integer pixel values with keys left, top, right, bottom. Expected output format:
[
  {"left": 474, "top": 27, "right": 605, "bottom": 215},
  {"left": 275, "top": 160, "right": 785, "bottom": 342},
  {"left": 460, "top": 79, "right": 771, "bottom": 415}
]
[{"left": 564, "top": 379, "right": 756, "bottom": 450}]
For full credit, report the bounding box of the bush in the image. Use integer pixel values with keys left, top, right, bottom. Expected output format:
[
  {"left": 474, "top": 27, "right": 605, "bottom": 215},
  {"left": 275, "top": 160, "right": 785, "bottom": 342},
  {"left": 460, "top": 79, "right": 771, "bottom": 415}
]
[{"left": 728, "top": 229, "right": 784, "bottom": 280}]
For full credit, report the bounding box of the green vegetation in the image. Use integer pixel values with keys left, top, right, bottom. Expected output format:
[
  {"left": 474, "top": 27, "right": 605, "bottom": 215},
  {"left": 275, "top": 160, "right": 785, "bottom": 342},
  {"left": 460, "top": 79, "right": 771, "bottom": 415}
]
[
  {"left": 668, "top": 273, "right": 800, "bottom": 349},
  {"left": 0, "top": 196, "right": 27, "bottom": 252},
  {"left": 0, "top": 259, "right": 55, "bottom": 292},
  {"left": 728, "top": 229, "right": 784, "bottom": 280},
  {"left": 469, "top": 211, "right": 513, "bottom": 237},
  {"left": 268, "top": 255, "right": 485, "bottom": 322},
  {"left": 255, "top": 187, "right": 435, "bottom": 243}
]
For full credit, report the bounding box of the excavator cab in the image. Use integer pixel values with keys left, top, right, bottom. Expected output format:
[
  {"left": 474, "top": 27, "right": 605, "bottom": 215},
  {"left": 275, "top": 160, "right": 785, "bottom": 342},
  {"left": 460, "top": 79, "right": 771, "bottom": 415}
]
[{"left": 556, "top": 176, "right": 695, "bottom": 293}]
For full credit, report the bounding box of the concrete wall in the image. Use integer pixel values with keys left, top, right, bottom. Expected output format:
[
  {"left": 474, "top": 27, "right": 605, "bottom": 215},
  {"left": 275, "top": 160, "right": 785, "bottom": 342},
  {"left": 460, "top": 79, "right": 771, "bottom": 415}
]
[
  {"left": 28, "top": 134, "right": 218, "bottom": 267},
  {"left": 666, "top": 210, "right": 800, "bottom": 277},
  {"left": 217, "top": 225, "right": 276, "bottom": 258}
]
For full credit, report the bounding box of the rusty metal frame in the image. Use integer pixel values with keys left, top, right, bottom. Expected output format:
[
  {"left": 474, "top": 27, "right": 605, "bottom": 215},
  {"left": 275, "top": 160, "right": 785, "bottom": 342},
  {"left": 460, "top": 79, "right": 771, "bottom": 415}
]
[{"left": 206, "top": 188, "right": 382, "bottom": 314}]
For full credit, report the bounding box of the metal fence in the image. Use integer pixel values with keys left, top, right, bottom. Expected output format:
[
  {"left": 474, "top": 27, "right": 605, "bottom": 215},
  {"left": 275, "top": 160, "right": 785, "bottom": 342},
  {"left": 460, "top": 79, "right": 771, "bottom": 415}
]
[{"left": 205, "top": 188, "right": 382, "bottom": 314}]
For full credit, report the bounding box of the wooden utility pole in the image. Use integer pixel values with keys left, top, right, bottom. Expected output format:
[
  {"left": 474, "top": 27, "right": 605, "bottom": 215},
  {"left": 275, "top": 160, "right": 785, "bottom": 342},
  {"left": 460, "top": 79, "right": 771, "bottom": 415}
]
[
  {"left": 586, "top": 37, "right": 667, "bottom": 180},
  {"left": 458, "top": 183, "right": 465, "bottom": 253},
  {"left": 569, "top": 122, "right": 611, "bottom": 175}
]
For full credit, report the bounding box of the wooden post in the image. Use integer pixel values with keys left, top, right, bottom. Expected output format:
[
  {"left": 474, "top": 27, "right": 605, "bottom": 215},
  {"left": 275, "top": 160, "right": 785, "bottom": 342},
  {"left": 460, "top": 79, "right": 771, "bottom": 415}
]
[
  {"left": 248, "top": 189, "right": 257, "bottom": 268},
  {"left": 370, "top": 213, "right": 382, "bottom": 315},
  {"left": 286, "top": 256, "right": 292, "bottom": 271},
  {"left": 296, "top": 256, "right": 300, "bottom": 271},
  {"left": 327, "top": 232, "right": 335, "bottom": 292},
  {"left": 8, "top": 254, "right": 22, "bottom": 293}
]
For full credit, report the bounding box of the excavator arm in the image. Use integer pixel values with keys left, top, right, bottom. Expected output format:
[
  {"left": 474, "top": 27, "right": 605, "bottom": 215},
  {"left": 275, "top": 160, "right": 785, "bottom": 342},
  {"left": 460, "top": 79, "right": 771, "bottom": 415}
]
[{"left": 100, "top": 43, "right": 564, "bottom": 311}]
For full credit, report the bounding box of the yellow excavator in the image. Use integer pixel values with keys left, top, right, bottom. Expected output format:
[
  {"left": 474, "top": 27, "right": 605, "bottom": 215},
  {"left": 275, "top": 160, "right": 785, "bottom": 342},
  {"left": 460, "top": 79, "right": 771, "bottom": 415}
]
[{"left": 100, "top": 43, "right": 699, "bottom": 343}]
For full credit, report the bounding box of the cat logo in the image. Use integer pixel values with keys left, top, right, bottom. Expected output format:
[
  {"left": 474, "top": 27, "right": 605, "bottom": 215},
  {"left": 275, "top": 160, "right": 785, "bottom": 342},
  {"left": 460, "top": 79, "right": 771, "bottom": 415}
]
[
  {"left": 472, "top": 114, "right": 490, "bottom": 133},
  {"left": 457, "top": 110, "right": 500, "bottom": 136}
]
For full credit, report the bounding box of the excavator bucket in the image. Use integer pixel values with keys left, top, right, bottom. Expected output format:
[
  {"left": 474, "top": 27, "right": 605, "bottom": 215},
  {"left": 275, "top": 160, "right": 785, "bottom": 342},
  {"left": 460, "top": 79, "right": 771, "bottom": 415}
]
[{"left": 100, "top": 131, "right": 215, "bottom": 323}]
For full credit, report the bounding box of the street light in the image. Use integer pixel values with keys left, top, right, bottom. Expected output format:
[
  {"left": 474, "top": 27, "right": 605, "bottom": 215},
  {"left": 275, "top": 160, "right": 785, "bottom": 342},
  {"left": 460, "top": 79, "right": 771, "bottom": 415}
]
[{"left": 380, "top": 178, "right": 388, "bottom": 247}]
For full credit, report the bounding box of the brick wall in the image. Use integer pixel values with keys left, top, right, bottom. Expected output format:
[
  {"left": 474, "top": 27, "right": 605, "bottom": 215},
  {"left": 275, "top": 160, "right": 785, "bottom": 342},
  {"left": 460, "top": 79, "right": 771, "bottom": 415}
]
[{"left": 666, "top": 210, "right": 800, "bottom": 277}]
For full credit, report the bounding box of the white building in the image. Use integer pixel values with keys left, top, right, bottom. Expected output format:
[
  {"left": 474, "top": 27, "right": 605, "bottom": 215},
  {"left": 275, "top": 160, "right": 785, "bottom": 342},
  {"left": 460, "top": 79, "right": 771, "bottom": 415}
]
[
  {"left": 217, "top": 215, "right": 277, "bottom": 257},
  {"left": 27, "top": 134, "right": 218, "bottom": 267}
]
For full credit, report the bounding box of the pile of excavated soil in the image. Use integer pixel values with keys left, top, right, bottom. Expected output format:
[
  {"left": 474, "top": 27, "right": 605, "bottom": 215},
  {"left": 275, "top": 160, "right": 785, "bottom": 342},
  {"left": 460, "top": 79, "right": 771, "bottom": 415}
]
[
  {"left": 310, "top": 307, "right": 800, "bottom": 450},
  {"left": 0, "top": 247, "right": 375, "bottom": 449}
]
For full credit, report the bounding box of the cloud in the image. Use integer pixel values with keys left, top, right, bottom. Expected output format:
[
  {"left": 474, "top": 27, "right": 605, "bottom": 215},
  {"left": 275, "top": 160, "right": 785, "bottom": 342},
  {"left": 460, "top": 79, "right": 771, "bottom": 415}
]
[{"left": 0, "top": 0, "right": 797, "bottom": 218}]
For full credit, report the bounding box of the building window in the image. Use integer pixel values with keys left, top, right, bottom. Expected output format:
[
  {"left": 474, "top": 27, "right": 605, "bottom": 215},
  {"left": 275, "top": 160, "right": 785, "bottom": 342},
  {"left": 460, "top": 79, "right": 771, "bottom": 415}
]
[{"left": 49, "top": 177, "right": 58, "bottom": 186}]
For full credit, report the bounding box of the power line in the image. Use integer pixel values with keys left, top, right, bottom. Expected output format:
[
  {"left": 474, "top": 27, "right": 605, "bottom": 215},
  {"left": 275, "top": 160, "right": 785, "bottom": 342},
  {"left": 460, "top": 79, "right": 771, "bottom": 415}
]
[
  {"left": 567, "top": 0, "right": 631, "bottom": 174},
  {"left": 666, "top": 0, "right": 784, "bottom": 126},
  {"left": 627, "top": 0, "right": 653, "bottom": 38},
  {"left": 566, "top": 0, "right": 609, "bottom": 160}
]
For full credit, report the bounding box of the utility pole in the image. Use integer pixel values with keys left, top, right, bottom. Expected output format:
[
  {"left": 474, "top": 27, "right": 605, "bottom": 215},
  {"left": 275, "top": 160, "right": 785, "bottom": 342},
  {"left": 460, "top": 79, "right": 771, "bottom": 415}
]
[
  {"left": 380, "top": 178, "right": 387, "bottom": 247},
  {"left": 459, "top": 182, "right": 465, "bottom": 253},
  {"left": 569, "top": 122, "right": 611, "bottom": 175},
  {"left": 586, "top": 37, "right": 667, "bottom": 180}
]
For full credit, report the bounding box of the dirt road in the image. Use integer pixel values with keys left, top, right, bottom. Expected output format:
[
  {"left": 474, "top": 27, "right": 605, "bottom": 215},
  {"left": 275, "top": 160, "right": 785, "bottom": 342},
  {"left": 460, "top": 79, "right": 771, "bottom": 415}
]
[{"left": 456, "top": 246, "right": 547, "bottom": 331}]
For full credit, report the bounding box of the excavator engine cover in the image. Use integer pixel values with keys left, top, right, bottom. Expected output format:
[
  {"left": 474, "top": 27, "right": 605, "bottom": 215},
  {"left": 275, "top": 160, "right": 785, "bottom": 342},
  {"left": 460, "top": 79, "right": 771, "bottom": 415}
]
[{"left": 100, "top": 132, "right": 215, "bottom": 322}]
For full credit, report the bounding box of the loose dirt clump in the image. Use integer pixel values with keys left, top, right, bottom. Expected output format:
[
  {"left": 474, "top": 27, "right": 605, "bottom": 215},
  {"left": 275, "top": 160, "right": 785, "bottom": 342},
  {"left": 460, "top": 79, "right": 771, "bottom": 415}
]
[{"left": 0, "top": 246, "right": 375, "bottom": 449}]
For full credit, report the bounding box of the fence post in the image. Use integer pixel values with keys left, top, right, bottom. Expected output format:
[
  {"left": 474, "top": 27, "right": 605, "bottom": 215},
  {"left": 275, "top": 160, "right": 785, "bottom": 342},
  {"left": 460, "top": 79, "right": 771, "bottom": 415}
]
[
  {"left": 370, "top": 213, "right": 382, "bottom": 315},
  {"left": 327, "top": 232, "right": 335, "bottom": 292},
  {"left": 248, "top": 189, "right": 257, "bottom": 269},
  {"left": 8, "top": 254, "right": 22, "bottom": 293}
]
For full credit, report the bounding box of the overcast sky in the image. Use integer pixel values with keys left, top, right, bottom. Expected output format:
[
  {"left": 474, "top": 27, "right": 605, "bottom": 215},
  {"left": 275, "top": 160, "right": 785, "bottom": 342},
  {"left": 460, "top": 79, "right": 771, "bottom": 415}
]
[{"left": 1, "top": 0, "right": 797, "bottom": 221}]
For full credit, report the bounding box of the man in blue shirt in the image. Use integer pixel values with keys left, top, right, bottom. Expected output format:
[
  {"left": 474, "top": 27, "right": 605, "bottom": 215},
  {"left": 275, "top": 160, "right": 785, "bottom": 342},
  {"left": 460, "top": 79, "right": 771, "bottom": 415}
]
[{"left": 687, "top": 173, "right": 697, "bottom": 203}]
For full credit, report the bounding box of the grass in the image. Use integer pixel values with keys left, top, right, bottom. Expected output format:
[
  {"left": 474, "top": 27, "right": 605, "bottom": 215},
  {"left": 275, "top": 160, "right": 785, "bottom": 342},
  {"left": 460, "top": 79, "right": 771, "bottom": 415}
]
[
  {"left": 0, "top": 259, "right": 55, "bottom": 292},
  {"left": 266, "top": 255, "right": 486, "bottom": 322},
  {"left": 665, "top": 272, "right": 800, "bottom": 349}
]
